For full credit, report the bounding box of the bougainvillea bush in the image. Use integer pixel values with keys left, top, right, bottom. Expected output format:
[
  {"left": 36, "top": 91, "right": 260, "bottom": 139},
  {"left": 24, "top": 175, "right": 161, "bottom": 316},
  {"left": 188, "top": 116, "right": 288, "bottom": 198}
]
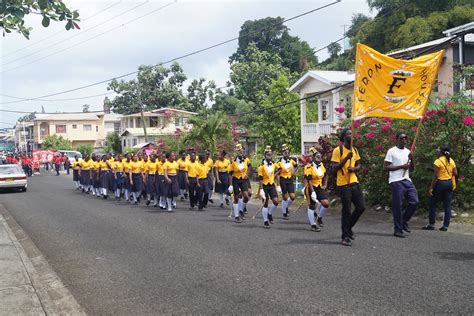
[{"left": 326, "top": 92, "right": 473, "bottom": 212}]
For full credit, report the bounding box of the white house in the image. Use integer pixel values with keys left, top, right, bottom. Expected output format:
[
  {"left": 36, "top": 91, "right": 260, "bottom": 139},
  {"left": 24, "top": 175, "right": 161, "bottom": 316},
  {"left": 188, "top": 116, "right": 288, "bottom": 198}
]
[
  {"left": 290, "top": 70, "right": 354, "bottom": 154},
  {"left": 120, "top": 108, "right": 197, "bottom": 148}
]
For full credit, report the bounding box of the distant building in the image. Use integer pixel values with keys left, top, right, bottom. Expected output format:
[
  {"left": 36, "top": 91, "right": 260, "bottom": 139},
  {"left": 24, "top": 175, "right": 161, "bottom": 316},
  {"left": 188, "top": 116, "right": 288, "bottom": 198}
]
[{"left": 0, "top": 128, "right": 15, "bottom": 152}]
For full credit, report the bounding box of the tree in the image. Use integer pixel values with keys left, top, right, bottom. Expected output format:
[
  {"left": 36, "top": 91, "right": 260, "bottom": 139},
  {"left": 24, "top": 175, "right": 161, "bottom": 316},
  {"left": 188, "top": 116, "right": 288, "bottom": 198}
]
[
  {"left": 254, "top": 74, "right": 301, "bottom": 153},
  {"left": 327, "top": 42, "right": 342, "bottom": 58},
  {"left": 104, "top": 132, "right": 122, "bottom": 154},
  {"left": 107, "top": 63, "right": 188, "bottom": 115},
  {"left": 17, "top": 112, "right": 36, "bottom": 122},
  {"left": 1, "top": 0, "right": 80, "bottom": 39},
  {"left": 82, "top": 104, "right": 90, "bottom": 113},
  {"left": 184, "top": 112, "right": 233, "bottom": 154},
  {"left": 183, "top": 78, "right": 216, "bottom": 113},
  {"left": 76, "top": 144, "right": 93, "bottom": 156},
  {"left": 42, "top": 134, "right": 72, "bottom": 150}
]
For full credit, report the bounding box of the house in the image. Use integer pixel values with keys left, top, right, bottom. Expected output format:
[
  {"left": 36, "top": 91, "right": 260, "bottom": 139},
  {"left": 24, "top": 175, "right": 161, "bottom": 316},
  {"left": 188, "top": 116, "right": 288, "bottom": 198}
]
[
  {"left": 0, "top": 128, "right": 15, "bottom": 152},
  {"left": 389, "top": 23, "right": 474, "bottom": 97},
  {"left": 103, "top": 113, "right": 123, "bottom": 136},
  {"left": 32, "top": 112, "right": 107, "bottom": 149},
  {"left": 290, "top": 70, "right": 354, "bottom": 154},
  {"left": 14, "top": 122, "right": 34, "bottom": 152},
  {"left": 120, "top": 108, "right": 197, "bottom": 148}
]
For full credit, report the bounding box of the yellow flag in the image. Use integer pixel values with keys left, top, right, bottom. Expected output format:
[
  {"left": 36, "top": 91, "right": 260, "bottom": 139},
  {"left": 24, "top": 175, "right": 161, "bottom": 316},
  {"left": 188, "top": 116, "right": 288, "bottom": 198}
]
[{"left": 352, "top": 43, "right": 443, "bottom": 120}]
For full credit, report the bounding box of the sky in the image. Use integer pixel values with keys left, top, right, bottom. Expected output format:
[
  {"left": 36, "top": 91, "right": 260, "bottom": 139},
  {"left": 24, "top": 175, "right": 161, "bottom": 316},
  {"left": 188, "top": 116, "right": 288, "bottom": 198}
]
[{"left": 0, "top": 0, "right": 372, "bottom": 126}]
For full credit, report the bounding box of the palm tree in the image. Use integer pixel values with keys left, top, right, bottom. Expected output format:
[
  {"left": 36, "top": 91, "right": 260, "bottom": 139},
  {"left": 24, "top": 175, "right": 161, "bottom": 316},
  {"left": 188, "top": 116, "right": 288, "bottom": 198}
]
[{"left": 184, "top": 111, "right": 232, "bottom": 153}]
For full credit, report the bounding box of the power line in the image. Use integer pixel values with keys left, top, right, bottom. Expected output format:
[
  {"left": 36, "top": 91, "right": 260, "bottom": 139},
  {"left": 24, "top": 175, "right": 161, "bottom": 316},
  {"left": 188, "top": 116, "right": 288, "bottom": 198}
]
[
  {"left": 7, "top": 1, "right": 341, "bottom": 101},
  {"left": 1, "top": 1, "right": 151, "bottom": 68},
  {"left": 0, "top": 92, "right": 115, "bottom": 105},
  {"left": 0, "top": 1, "right": 124, "bottom": 59},
  {"left": 0, "top": 108, "right": 105, "bottom": 114}
]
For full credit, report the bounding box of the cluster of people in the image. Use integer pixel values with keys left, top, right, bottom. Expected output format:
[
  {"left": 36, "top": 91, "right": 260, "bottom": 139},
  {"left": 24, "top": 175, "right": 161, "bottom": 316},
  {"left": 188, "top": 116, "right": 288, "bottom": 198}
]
[
  {"left": 70, "top": 128, "right": 457, "bottom": 247},
  {"left": 3, "top": 152, "right": 71, "bottom": 176}
]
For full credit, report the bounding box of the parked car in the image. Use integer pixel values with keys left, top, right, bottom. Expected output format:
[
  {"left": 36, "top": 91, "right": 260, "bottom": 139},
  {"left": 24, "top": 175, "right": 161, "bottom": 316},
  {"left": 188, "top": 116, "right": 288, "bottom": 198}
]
[
  {"left": 0, "top": 165, "right": 27, "bottom": 192},
  {"left": 58, "top": 150, "right": 82, "bottom": 163}
]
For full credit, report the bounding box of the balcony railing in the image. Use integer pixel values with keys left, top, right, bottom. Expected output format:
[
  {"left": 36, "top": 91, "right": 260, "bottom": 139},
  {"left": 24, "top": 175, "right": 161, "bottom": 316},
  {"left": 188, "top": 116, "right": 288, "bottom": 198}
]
[{"left": 302, "top": 122, "right": 335, "bottom": 139}]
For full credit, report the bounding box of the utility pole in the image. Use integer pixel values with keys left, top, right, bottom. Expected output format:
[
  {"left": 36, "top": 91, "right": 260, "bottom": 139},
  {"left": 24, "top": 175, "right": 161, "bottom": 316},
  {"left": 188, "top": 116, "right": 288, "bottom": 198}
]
[{"left": 137, "top": 83, "right": 148, "bottom": 144}]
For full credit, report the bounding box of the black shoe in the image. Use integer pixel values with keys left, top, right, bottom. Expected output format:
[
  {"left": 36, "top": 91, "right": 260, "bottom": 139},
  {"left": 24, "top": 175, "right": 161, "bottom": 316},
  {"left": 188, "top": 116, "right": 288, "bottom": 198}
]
[
  {"left": 263, "top": 221, "right": 271, "bottom": 229},
  {"left": 198, "top": 207, "right": 205, "bottom": 211},
  {"left": 184, "top": 193, "right": 188, "bottom": 199},
  {"left": 134, "top": 201, "right": 138, "bottom": 205},
  {"left": 402, "top": 223, "right": 411, "bottom": 233},
  {"left": 146, "top": 200, "right": 151, "bottom": 206},
  {"left": 225, "top": 198, "right": 230, "bottom": 206},
  {"left": 341, "top": 237, "right": 352, "bottom": 246},
  {"left": 317, "top": 216, "right": 324, "bottom": 227},
  {"left": 103, "top": 195, "right": 108, "bottom": 199},
  {"left": 220, "top": 203, "right": 224, "bottom": 208},
  {"left": 209, "top": 199, "right": 214, "bottom": 204},
  {"left": 439, "top": 226, "right": 448, "bottom": 232},
  {"left": 180, "top": 196, "right": 185, "bottom": 201},
  {"left": 239, "top": 211, "right": 246, "bottom": 220},
  {"left": 153, "top": 204, "right": 158, "bottom": 207},
  {"left": 422, "top": 225, "right": 434, "bottom": 230},
  {"left": 283, "top": 212, "right": 289, "bottom": 220},
  {"left": 268, "top": 214, "right": 274, "bottom": 224},
  {"left": 310, "top": 225, "right": 321, "bottom": 232},
  {"left": 235, "top": 217, "right": 242, "bottom": 223},
  {"left": 394, "top": 231, "right": 406, "bottom": 238},
  {"left": 243, "top": 206, "right": 248, "bottom": 214},
  {"left": 348, "top": 230, "right": 355, "bottom": 240}
]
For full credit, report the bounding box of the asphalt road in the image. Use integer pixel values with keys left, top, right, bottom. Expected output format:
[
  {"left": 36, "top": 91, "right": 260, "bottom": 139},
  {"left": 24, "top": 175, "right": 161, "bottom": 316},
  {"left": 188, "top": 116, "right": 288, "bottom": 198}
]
[{"left": 0, "top": 173, "right": 473, "bottom": 315}]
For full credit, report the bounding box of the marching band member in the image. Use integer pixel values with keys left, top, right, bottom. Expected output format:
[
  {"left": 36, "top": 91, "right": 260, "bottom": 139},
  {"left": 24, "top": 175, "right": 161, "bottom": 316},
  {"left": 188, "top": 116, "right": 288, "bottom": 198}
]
[
  {"left": 228, "top": 144, "right": 251, "bottom": 223},
  {"left": 276, "top": 144, "right": 298, "bottom": 219},
  {"left": 163, "top": 152, "right": 180, "bottom": 211},
  {"left": 303, "top": 147, "right": 329, "bottom": 232},
  {"left": 257, "top": 146, "right": 279, "bottom": 229},
  {"left": 213, "top": 150, "right": 231, "bottom": 208}
]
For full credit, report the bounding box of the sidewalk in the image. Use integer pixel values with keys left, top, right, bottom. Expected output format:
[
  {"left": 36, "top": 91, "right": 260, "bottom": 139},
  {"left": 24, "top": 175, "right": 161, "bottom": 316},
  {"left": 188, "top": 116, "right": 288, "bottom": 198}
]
[{"left": 0, "top": 211, "right": 84, "bottom": 315}]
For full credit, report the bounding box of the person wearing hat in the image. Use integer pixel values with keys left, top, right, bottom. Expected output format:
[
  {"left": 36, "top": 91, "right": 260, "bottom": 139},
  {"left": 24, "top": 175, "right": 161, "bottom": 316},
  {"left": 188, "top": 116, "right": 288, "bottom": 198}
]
[
  {"left": 331, "top": 128, "right": 366, "bottom": 246},
  {"left": 276, "top": 144, "right": 298, "bottom": 219},
  {"left": 384, "top": 132, "right": 419, "bottom": 238},
  {"left": 257, "top": 146, "right": 280, "bottom": 228},
  {"left": 304, "top": 147, "right": 329, "bottom": 232},
  {"left": 228, "top": 143, "right": 251, "bottom": 223},
  {"left": 423, "top": 144, "right": 457, "bottom": 231}
]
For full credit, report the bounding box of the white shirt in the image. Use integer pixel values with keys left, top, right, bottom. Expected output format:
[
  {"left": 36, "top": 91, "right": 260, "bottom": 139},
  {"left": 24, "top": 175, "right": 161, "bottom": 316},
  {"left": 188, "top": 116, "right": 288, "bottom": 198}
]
[{"left": 384, "top": 146, "right": 411, "bottom": 184}]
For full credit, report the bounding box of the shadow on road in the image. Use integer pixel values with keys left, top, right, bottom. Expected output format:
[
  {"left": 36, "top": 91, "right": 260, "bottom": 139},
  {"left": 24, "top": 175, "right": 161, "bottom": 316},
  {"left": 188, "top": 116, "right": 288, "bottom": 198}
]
[{"left": 434, "top": 252, "right": 474, "bottom": 261}]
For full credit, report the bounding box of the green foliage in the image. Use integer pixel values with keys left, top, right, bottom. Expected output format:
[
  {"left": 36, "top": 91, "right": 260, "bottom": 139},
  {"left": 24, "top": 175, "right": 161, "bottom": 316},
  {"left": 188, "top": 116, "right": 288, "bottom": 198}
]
[
  {"left": 183, "top": 78, "right": 216, "bottom": 114},
  {"left": 17, "top": 112, "right": 36, "bottom": 122},
  {"left": 327, "top": 42, "right": 342, "bottom": 58},
  {"left": 104, "top": 132, "right": 122, "bottom": 154},
  {"left": 42, "top": 134, "right": 72, "bottom": 150},
  {"left": 1, "top": 0, "right": 80, "bottom": 39},
  {"left": 122, "top": 147, "right": 139, "bottom": 154},
  {"left": 255, "top": 74, "right": 301, "bottom": 153},
  {"left": 76, "top": 144, "right": 93, "bottom": 156},
  {"left": 183, "top": 111, "right": 233, "bottom": 155},
  {"left": 108, "top": 63, "right": 188, "bottom": 115}
]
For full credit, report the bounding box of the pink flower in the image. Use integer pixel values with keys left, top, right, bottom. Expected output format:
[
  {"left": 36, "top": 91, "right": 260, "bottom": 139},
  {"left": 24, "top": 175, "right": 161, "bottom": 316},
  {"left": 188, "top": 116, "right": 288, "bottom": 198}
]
[
  {"left": 355, "top": 133, "right": 362, "bottom": 139},
  {"left": 446, "top": 100, "right": 454, "bottom": 107},
  {"left": 366, "top": 132, "right": 376, "bottom": 139},
  {"left": 363, "top": 166, "right": 369, "bottom": 176},
  {"left": 353, "top": 120, "right": 361, "bottom": 129},
  {"left": 159, "top": 143, "right": 165, "bottom": 148},
  {"left": 471, "top": 101, "right": 474, "bottom": 107},
  {"left": 381, "top": 117, "right": 392, "bottom": 123},
  {"left": 164, "top": 111, "right": 172, "bottom": 119},
  {"left": 459, "top": 175, "right": 465, "bottom": 181},
  {"left": 335, "top": 107, "right": 345, "bottom": 113},
  {"left": 375, "top": 145, "right": 384, "bottom": 151},
  {"left": 381, "top": 125, "right": 391, "bottom": 131},
  {"left": 368, "top": 118, "right": 378, "bottom": 124},
  {"left": 369, "top": 125, "right": 378, "bottom": 130},
  {"left": 463, "top": 116, "right": 473, "bottom": 126},
  {"left": 438, "top": 117, "right": 446, "bottom": 123},
  {"left": 356, "top": 140, "right": 363, "bottom": 146},
  {"left": 389, "top": 134, "right": 396, "bottom": 142},
  {"left": 412, "top": 126, "right": 418, "bottom": 132}
]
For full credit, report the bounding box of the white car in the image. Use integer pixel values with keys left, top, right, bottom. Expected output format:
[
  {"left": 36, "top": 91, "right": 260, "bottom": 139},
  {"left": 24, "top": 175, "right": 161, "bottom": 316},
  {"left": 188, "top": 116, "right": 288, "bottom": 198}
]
[{"left": 0, "top": 165, "right": 27, "bottom": 192}]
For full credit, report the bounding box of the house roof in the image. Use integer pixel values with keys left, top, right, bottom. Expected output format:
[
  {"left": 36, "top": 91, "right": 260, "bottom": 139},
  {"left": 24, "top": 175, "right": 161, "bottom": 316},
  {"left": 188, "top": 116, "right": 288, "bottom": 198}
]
[
  {"left": 104, "top": 113, "right": 123, "bottom": 122},
  {"left": 290, "top": 70, "right": 354, "bottom": 92},
  {"left": 33, "top": 112, "right": 102, "bottom": 121},
  {"left": 123, "top": 107, "right": 197, "bottom": 118},
  {"left": 389, "top": 33, "right": 474, "bottom": 56}
]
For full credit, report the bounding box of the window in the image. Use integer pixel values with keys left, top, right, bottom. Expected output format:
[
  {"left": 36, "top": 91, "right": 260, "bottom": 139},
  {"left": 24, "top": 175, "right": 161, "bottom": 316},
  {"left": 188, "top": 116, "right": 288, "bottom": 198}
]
[
  {"left": 149, "top": 117, "right": 159, "bottom": 127},
  {"left": 56, "top": 125, "right": 66, "bottom": 133},
  {"left": 175, "top": 117, "right": 187, "bottom": 127},
  {"left": 114, "top": 123, "right": 120, "bottom": 133},
  {"left": 72, "top": 124, "right": 77, "bottom": 129},
  {"left": 96, "top": 125, "right": 99, "bottom": 132},
  {"left": 136, "top": 118, "right": 142, "bottom": 128},
  {"left": 123, "top": 139, "right": 126, "bottom": 147},
  {"left": 132, "top": 138, "right": 138, "bottom": 146},
  {"left": 320, "top": 99, "right": 331, "bottom": 121},
  {"left": 83, "top": 124, "right": 92, "bottom": 131}
]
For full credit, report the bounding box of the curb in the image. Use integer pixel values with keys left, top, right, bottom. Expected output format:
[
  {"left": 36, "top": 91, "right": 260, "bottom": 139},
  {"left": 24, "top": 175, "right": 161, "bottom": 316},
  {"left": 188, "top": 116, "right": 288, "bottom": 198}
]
[{"left": 0, "top": 205, "right": 85, "bottom": 315}]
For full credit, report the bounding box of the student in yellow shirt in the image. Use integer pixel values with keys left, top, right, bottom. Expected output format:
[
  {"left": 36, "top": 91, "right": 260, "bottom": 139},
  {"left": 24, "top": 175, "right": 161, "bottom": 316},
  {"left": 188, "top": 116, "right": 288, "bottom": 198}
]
[
  {"left": 331, "top": 128, "right": 366, "bottom": 247},
  {"left": 228, "top": 143, "right": 251, "bottom": 223},
  {"left": 186, "top": 151, "right": 199, "bottom": 209},
  {"left": 177, "top": 150, "right": 189, "bottom": 200},
  {"left": 257, "top": 146, "right": 279, "bottom": 229},
  {"left": 78, "top": 155, "right": 92, "bottom": 193},
  {"left": 113, "top": 154, "right": 125, "bottom": 200},
  {"left": 144, "top": 154, "right": 159, "bottom": 207},
  {"left": 99, "top": 155, "right": 112, "bottom": 199},
  {"left": 204, "top": 151, "right": 215, "bottom": 204},
  {"left": 196, "top": 152, "right": 211, "bottom": 211},
  {"left": 155, "top": 153, "right": 167, "bottom": 209},
  {"left": 214, "top": 150, "right": 231, "bottom": 208},
  {"left": 90, "top": 155, "right": 101, "bottom": 197},
  {"left": 122, "top": 154, "right": 132, "bottom": 202},
  {"left": 163, "top": 152, "right": 180, "bottom": 211},
  {"left": 72, "top": 155, "right": 81, "bottom": 190},
  {"left": 276, "top": 144, "right": 298, "bottom": 219},
  {"left": 304, "top": 147, "right": 329, "bottom": 232},
  {"left": 129, "top": 155, "right": 144, "bottom": 204},
  {"left": 424, "top": 144, "right": 458, "bottom": 231}
]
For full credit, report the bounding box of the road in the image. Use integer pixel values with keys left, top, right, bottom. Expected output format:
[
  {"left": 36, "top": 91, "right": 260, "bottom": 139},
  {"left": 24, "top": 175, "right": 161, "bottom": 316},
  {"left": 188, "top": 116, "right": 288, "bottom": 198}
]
[{"left": 0, "top": 173, "right": 473, "bottom": 315}]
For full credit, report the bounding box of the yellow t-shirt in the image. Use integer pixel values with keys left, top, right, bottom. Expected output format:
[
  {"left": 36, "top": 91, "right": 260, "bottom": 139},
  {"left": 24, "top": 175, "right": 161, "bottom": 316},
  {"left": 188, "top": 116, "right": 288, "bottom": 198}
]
[
  {"left": 177, "top": 159, "right": 188, "bottom": 171},
  {"left": 73, "top": 160, "right": 81, "bottom": 170},
  {"left": 304, "top": 162, "right": 326, "bottom": 187},
  {"left": 257, "top": 162, "right": 277, "bottom": 185},
  {"left": 331, "top": 146, "right": 360, "bottom": 186},
  {"left": 187, "top": 161, "right": 199, "bottom": 178},
  {"left": 99, "top": 161, "right": 110, "bottom": 171},
  {"left": 205, "top": 158, "right": 214, "bottom": 174},
  {"left": 277, "top": 158, "right": 297, "bottom": 179},
  {"left": 79, "top": 160, "right": 92, "bottom": 170},
  {"left": 163, "top": 161, "right": 179, "bottom": 175},
  {"left": 129, "top": 161, "right": 143, "bottom": 173},
  {"left": 214, "top": 158, "right": 231, "bottom": 172},
  {"left": 434, "top": 157, "right": 456, "bottom": 181},
  {"left": 196, "top": 162, "right": 208, "bottom": 179},
  {"left": 144, "top": 161, "right": 158, "bottom": 174},
  {"left": 229, "top": 157, "right": 250, "bottom": 179},
  {"left": 114, "top": 161, "right": 124, "bottom": 172}
]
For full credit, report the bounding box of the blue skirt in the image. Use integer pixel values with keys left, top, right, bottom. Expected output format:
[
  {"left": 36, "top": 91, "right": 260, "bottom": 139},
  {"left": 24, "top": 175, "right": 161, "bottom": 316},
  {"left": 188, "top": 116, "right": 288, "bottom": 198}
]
[
  {"left": 131, "top": 173, "right": 143, "bottom": 192},
  {"left": 114, "top": 172, "right": 125, "bottom": 190},
  {"left": 156, "top": 175, "right": 166, "bottom": 197},
  {"left": 146, "top": 174, "right": 157, "bottom": 196},
  {"left": 81, "top": 170, "right": 91, "bottom": 186},
  {"left": 178, "top": 170, "right": 187, "bottom": 190},
  {"left": 215, "top": 172, "right": 229, "bottom": 193},
  {"left": 164, "top": 175, "right": 179, "bottom": 198},
  {"left": 73, "top": 169, "right": 79, "bottom": 181}
]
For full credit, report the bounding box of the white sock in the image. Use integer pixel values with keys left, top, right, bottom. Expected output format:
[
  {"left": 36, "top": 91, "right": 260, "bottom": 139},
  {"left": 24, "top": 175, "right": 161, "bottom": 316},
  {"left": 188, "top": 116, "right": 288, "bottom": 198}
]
[
  {"left": 281, "top": 200, "right": 288, "bottom": 214},
  {"left": 125, "top": 190, "right": 129, "bottom": 200},
  {"left": 318, "top": 206, "right": 328, "bottom": 218},
  {"left": 308, "top": 208, "right": 315, "bottom": 225},
  {"left": 287, "top": 199, "right": 294, "bottom": 209},
  {"left": 116, "top": 189, "right": 121, "bottom": 197},
  {"left": 172, "top": 197, "right": 176, "bottom": 207},
  {"left": 242, "top": 202, "right": 247, "bottom": 212},
  {"left": 208, "top": 191, "right": 213, "bottom": 199},
  {"left": 238, "top": 198, "right": 243, "bottom": 211},
  {"left": 233, "top": 204, "right": 240, "bottom": 218},
  {"left": 269, "top": 204, "right": 277, "bottom": 215},
  {"left": 167, "top": 198, "right": 172, "bottom": 210},
  {"left": 159, "top": 196, "right": 165, "bottom": 207},
  {"left": 132, "top": 192, "right": 138, "bottom": 202},
  {"left": 96, "top": 188, "right": 101, "bottom": 196},
  {"left": 154, "top": 195, "right": 158, "bottom": 206},
  {"left": 147, "top": 194, "right": 151, "bottom": 201},
  {"left": 262, "top": 207, "right": 269, "bottom": 223},
  {"left": 102, "top": 188, "right": 107, "bottom": 195}
]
